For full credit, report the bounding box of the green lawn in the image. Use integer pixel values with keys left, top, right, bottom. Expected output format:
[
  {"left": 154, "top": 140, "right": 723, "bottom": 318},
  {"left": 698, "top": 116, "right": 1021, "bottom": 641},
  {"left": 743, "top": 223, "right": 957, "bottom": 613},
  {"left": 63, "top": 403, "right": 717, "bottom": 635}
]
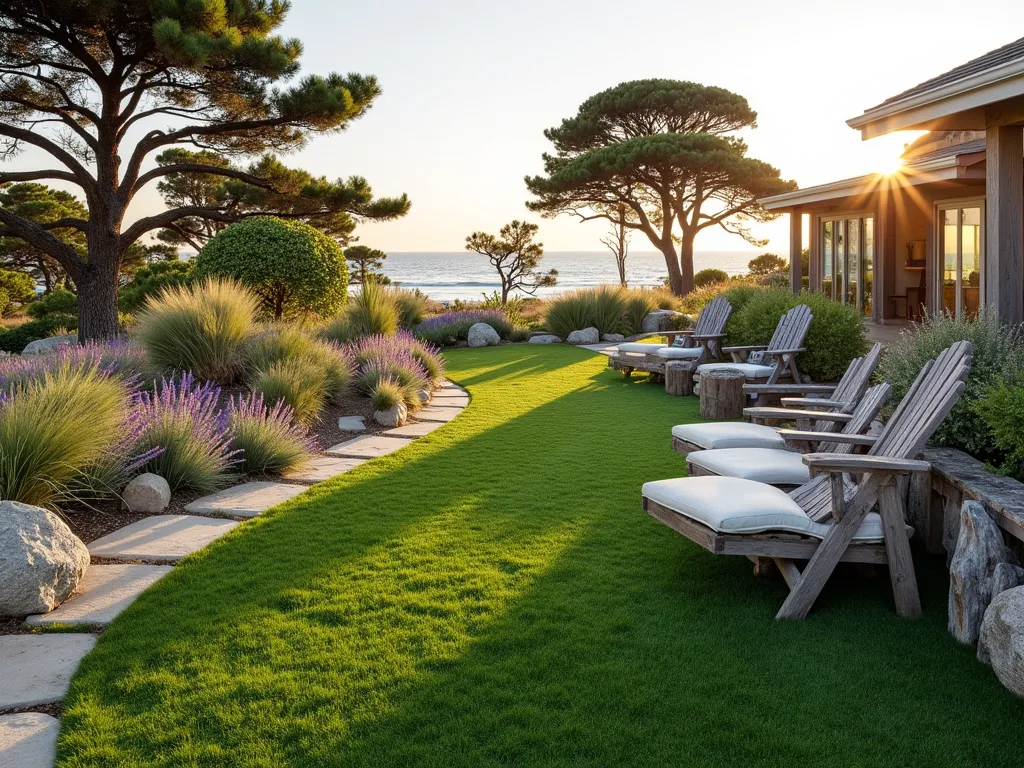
[{"left": 59, "top": 345, "right": 1024, "bottom": 766}]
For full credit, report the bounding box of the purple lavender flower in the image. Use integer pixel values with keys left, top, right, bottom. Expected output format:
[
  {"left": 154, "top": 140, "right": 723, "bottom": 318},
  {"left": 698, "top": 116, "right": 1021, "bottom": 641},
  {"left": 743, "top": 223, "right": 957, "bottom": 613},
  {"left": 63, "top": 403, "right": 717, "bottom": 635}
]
[
  {"left": 0, "top": 337, "right": 149, "bottom": 391},
  {"left": 228, "top": 393, "right": 315, "bottom": 474},
  {"left": 414, "top": 310, "right": 511, "bottom": 346}
]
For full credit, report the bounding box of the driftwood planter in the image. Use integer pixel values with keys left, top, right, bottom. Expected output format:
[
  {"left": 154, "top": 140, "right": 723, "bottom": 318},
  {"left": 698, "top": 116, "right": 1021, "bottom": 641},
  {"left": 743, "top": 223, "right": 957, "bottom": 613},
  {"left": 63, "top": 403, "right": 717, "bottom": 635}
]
[
  {"left": 699, "top": 369, "right": 745, "bottom": 419},
  {"left": 665, "top": 362, "right": 693, "bottom": 397}
]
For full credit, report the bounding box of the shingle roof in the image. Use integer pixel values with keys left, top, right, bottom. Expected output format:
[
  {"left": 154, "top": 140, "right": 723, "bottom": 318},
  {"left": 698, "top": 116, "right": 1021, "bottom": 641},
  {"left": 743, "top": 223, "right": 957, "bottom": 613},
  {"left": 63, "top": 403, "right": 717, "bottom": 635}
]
[
  {"left": 868, "top": 36, "right": 1024, "bottom": 111},
  {"left": 904, "top": 137, "right": 986, "bottom": 166}
]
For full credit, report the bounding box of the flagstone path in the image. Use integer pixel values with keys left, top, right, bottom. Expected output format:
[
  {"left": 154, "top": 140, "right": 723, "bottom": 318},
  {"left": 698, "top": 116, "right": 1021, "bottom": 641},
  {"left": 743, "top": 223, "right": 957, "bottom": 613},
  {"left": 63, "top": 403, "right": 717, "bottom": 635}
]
[{"left": 0, "top": 381, "right": 470, "bottom": 766}]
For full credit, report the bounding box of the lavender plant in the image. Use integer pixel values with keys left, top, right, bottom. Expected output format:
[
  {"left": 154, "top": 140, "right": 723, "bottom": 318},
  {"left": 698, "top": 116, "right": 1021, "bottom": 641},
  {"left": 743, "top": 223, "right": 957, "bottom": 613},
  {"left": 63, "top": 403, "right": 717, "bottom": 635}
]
[
  {"left": 229, "top": 393, "right": 314, "bottom": 475},
  {"left": 415, "top": 310, "right": 511, "bottom": 346},
  {"left": 0, "top": 338, "right": 149, "bottom": 391},
  {"left": 133, "top": 373, "right": 240, "bottom": 492}
]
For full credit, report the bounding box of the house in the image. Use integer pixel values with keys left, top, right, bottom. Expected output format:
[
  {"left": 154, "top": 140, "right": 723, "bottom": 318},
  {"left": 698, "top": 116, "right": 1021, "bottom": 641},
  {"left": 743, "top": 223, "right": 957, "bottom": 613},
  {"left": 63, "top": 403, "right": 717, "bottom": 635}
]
[{"left": 761, "top": 36, "right": 1024, "bottom": 326}]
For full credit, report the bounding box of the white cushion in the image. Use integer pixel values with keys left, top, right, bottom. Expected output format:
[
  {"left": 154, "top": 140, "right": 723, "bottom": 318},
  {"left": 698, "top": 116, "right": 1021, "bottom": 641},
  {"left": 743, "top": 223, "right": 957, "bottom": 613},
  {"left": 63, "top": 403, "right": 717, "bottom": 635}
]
[
  {"left": 648, "top": 346, "right": 703, "bottom": 360},
  {"left": 695, "top": 362, "right": 776, "bottom": 379},
  {"left": 617, "top": 342, "right": 662, "bottom": 355},
  {"left": 672, "top": 422, "right": 785, "bottom": 450},
  {"left": 686, "top": 448, "right": 810, "bottom": 486},
  {"left": 642, "top": 476, "right": 885, "bottom": 542}
]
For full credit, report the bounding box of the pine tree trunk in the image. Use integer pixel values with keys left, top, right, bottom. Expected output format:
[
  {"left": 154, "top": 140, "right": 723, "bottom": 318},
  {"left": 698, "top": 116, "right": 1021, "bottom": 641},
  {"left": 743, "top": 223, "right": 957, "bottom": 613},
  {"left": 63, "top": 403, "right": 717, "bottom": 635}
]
[
  {"left": 662, "top": 244, "right": 683, "bottom": 296},
  {"left": 679, "top": 233, "right": 696, "bottom": 295},
  {"left": 75, "top": 257, "right": 120, "bottom": 343}
]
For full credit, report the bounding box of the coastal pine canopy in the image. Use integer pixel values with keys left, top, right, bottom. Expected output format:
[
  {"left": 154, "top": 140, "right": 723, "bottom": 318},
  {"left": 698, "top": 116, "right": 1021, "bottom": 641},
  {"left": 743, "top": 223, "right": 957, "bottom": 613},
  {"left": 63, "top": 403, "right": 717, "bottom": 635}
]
[
  {"left": 526, "top": 80, "right": 796, "bottom": 295},
  {"left": 0, "top": 0, "right": 409, "bottom": 340}
]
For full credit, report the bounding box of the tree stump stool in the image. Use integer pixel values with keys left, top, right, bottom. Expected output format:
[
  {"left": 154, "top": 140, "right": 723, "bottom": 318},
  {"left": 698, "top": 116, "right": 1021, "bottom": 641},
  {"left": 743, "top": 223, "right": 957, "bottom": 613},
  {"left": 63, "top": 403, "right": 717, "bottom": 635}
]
[
  {"left": 699, "top": 369, "right": 745, "bottom": 419},
  {"left": 664, "top": 362, "right": 693, "bottom": 396}
]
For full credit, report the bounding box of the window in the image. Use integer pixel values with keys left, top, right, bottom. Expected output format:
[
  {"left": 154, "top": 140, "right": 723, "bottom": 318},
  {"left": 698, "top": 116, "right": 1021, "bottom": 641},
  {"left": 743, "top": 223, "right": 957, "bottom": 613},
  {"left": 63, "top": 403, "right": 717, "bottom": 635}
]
[
  {"left": 937, "top": 200, "right": 983, "bottom": 321},
  {"left": 820, "top": 215, "right": 874, "bottom": 316}
]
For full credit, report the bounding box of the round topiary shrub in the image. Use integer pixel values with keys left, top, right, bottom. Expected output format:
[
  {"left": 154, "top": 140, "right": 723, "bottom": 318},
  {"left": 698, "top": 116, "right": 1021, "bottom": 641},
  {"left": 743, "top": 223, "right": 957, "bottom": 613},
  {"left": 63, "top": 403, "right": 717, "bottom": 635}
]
[
  {"left": 694, "top": 268, "right": 729, "bottom": 287},
  {"left": 195, "top": 217, "right": 348, "bottom": 319}
]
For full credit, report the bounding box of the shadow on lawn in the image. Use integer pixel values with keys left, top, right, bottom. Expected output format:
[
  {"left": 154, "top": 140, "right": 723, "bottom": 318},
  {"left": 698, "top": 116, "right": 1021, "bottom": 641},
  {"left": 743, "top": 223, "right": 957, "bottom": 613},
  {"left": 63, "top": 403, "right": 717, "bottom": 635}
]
[{"left": 59, "top": 346, "right": 1024, "bottom": 766}]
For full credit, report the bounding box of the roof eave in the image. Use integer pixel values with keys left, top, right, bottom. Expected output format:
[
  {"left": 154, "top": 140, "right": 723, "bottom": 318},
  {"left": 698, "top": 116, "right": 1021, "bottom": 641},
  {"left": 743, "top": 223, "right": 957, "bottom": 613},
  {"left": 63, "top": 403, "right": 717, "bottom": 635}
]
[{"left": 847, "top": 60, "right": 1024, "bottom": 139}]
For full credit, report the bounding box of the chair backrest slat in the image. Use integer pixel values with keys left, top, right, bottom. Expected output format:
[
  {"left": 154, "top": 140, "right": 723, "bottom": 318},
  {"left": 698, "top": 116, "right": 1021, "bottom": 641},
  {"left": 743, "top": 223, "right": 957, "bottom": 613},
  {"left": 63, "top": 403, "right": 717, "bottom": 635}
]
[
  {"left": 767, "top": 304, "right": 812, "bottom": 353},
  {"left": 831, "top": 342, "right": 882, "bottom": 406},
  {"left": 693, "top": 296, "right": 731, "bottom": 337},
  {"left": 819, "top": 382, "right": 890, "bottom": 454}
]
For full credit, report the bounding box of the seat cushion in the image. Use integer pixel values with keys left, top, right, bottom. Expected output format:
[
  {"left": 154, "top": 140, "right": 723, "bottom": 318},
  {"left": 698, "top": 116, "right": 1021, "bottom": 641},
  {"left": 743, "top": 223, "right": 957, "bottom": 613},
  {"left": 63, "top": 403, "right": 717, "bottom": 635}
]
[
  {"left": 642, "top": 476, "right": 884, "bottom": 542},
  {"left": 672, "top": 422, "right": 785, "bottom": 450},
  {"left": 617, "top": 342, "right": 663, "bottom": 355},
  {"left": 695, "top": 362, "right": 775, "bottom": 379},
  {"left": 649, "top": 346, "right": 703, "bottom": 360},
  {"left": 686, "top": 448, "right": 810, "bottom": 486}
]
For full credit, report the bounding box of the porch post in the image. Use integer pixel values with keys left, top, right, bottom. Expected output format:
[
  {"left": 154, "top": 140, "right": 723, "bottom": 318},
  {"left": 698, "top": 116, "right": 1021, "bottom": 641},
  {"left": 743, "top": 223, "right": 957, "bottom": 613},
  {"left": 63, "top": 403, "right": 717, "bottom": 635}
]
[
  {"left": 789, "top": 210, "right": 802, "bottom": 295},
  {"left": 985, "top": 124, "right": 1024, "bottom": 326},
  {"left": 808, "top": 214, "right": 821, "bottom": 291},
  {"left": 877, "top": 183, "right": 896, "bottom": 323}
]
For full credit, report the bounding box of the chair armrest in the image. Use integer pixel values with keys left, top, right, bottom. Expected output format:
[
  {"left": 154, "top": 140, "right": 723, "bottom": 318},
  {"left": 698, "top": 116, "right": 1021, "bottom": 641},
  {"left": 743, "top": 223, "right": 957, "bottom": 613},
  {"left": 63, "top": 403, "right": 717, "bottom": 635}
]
[
  {"left": 692, "top": 333, "right": 726, "bottom": 340},
  {"left": 778, "top": 430, "right": 877, "bottom": 446},
  {"left": 742, "top": 383, "right": 837, "bottom": 395},
  {"left": 743, "top": 407, "right": 853, "bottom": 422},
  {"left": 801, "top": 453, "right": 930, "bottom": 474},
  {"left": 722, "top": 344, "right": 768, "bottom": 353},
  {"left": 779, "top": 397, "right": 846, "bottom": 409},
  {"left": 763, "top": 347, "right": 807, "bottom": 356}
]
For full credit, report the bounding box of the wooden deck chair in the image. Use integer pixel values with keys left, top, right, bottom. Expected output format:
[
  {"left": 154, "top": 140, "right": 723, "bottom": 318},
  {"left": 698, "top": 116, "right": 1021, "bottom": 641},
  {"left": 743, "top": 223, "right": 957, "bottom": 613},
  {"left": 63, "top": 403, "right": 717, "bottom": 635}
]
[
  {"left": 611, "top": 296, "right": 731, "bottom": 379},
  {"left": 746, "top": 341, "right": 882, "bottom": 410},
  {"left": 671, "top": 343, "right": 882, "bottom": 456},
  {"left": 693, "top": 304, "right": 812, "bottom": 395},
  {"left": 684, "top": 382, "right": 890, "bottom": 490},
  {"left": 643, "top": 341, "right": 973, "bottom": 619}
]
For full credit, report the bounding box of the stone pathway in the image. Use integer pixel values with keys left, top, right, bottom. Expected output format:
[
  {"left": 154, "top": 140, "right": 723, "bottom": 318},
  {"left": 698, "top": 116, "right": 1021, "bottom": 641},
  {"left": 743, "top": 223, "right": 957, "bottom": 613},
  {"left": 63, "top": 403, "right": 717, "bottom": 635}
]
[
  {"left": 0, "top": 712, "right": 59, "bottom": 768},
  {"left": 87, "top": 515, "right": 240, "bottom": 563},
  {"left": 0, "top": 635, "right": 97, "bottom": 709},
  {"left": 2, "top": 380, "right": 470, "bottom": 765},
  {"left": 25, "top": 564, "right": 172, "bottom": 628},
  {"left": 184, "top": 481, "right": 308, "bottom": 519}
]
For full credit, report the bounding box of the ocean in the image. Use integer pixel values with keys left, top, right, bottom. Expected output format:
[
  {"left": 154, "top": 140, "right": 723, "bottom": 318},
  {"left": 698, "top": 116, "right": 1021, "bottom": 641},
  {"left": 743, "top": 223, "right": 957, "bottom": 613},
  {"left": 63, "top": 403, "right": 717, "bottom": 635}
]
[{"left": 381, "top": 250, "right": 758, "bottom": 302}]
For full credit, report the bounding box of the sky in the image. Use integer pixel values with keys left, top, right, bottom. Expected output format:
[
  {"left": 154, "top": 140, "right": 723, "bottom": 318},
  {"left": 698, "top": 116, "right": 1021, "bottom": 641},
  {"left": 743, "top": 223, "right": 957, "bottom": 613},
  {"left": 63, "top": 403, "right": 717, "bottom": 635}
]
[{"left": 10, "top": 1, "right": 1024, "bottom": 255}]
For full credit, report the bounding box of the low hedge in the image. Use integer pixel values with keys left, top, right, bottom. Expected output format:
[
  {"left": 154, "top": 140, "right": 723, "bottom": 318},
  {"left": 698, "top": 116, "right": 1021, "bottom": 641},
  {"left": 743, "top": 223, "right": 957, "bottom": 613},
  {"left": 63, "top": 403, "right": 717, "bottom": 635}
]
[{"left": 0, "top": 316, "right": 78, "bottom": 353}]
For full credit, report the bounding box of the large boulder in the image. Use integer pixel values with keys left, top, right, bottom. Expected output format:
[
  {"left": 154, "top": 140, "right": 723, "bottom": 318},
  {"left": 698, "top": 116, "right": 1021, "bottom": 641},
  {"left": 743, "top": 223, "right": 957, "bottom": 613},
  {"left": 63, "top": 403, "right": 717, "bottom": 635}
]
[
  {"left": 601, "top": 333, "right": 625, "bottom": 343},
  {"left": 123, "top": 473, "right": 171, "bottom": 514},
  {"left": 978, "top": 586, "right": 1024, "bottom": 697},
  {"left": 528, "top": 334, "right": 562, "bottom": 344},
  {"left": 949, "top": 500, "right": 1007, "bottom": 644},
  {"left": 993, "top": 563, "right": 1024, "bottom": 597},
  {"left": 374, "top": 401, "right": 408, "bottom": 427},
  {"left": 0, "top": 501, "right": 89, "bottom": 616},
  {"left": 641, "top": 310, "right": 685, "bottom": 334},
  {"left": 467, "top": 322, "right": 500, "bottom": 348},
  {"left": 22, "top": 334, "right": 77, "bottom": 356},
  {"left": 566, "top": 327, "right": 600, "bottom": 345}
]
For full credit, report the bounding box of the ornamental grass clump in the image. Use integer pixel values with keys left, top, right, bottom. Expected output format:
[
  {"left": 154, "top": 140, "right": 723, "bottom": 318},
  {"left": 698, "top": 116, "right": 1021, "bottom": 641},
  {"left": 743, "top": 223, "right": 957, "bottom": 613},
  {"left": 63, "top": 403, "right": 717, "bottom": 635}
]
[
  {"left": 322, "top": 280, "right": 399, "bottom": 343},
  {"left": 252, "top": 357, "right": 329, "bottom": 426},
  {"left": 243, "top": 325, "right": 355, "bottom": 409},
  {"left": 133, "top": 373, "right": 239, "bottom": 493},
  {"left": 415, "top": 310, "right": 511, "bottom": 346},
  {"left": 391, "top": 288, "right": 429, "bottom": 329},
  {"left": 0, "top": 363, "right": 130, "bottom": 508},
  {"left": 228, "top": 394, "right": 314, "bottom": 475},
  {"left": 370, "top": 377, "right": 405, "bottom": 412},
  {"left": 879, "top": 308, "right": 1024, "bottom": 462},
  {"left": 137, "top": 278, "right": 259, "bottom": 384}
]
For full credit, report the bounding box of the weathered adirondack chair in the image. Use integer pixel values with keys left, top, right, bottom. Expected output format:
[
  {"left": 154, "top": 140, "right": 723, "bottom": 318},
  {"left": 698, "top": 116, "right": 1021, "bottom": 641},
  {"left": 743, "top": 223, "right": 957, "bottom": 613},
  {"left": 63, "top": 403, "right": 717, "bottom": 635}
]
[
  {"left": 693, "top": 304, "right": 812, "bottom": 395},
  {"left": 684, "top": 382, "right": 891, "bottom": 490},
  {"left": 643, "top": 341, "right": 973, "bottom": 619},
  {"left": 671, "top": 343, "right": 882, "bottom": 456},
  {"left": 611, "top": 297, "right": 732, "bottom": 380}
]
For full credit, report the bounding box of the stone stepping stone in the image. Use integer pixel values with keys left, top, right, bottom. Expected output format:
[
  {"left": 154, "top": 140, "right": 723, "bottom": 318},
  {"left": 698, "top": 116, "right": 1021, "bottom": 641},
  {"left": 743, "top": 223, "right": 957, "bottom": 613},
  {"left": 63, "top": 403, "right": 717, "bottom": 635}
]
[
  {"left": 0, "top": 634, "right": 96, "bottom": 709},
  {"left": 337, "top": 415, "right": 366, "bottom": 432},
  {"left": 0, "top": 713, "right": 59, "bottom": 768},
  {"left": 430, "top": 391, "right": 469, "bottom": 405},
  {"left": 385, "top": 420, "right": 445, "bottom": 438},
  {"left": 282, "top": 456, "right": 366, "bottom": 484},
  {"left": 325, "top": 435, "right": 412, "bottom": 459},
  {"left": 184, "top": 481, "right": 306, "bottom": 519},
  {"left": 24, "top": 564, "right": 172, "bottom": 628},
  {"left": 88, "top": 515, "right": 239, "bottom": 563},
  {"left": 415, "top": 406, "right": 464, "bottom": 423}
]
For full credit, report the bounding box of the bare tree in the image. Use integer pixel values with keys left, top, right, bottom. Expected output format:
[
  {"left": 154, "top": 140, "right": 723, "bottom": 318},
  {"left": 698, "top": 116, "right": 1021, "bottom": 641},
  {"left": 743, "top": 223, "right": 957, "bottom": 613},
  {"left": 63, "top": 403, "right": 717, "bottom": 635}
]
[
  {"left": 599, "top": 204, "right": 631, "bottom": 287},
  {"left": 465, "top": 220, "right": 556, "bottom": 303}
]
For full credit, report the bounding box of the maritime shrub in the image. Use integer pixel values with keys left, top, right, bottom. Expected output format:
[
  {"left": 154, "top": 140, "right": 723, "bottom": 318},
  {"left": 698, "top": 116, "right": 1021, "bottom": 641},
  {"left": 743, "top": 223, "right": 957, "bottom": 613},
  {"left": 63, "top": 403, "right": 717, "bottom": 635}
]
[
  {"left": 119, "top": 260, "right": 195, "bottom": 314},
  {"left": 0, "top": 316, "right": 79, "bottom": 354},
  {"left": 415, "top": 310, "right": 512, "bottom": 346},
  {"left": 195, "top": 217, "right": 348, "bottom": 319},
  {"left": 726, "top": 288, "right": 865, "bottom": 381},
  {"left": 133, "top": 374, "right": 239, "bottom": 492},
  {"left": 0, "top": 363, "right": 130, "bottom": 508},
  {"left": 137, "top": 278, "right": 258, "bottom": 384},
  {"left": 694, "top": 268, "right": 728, "bottom": 287},
  {"left": 228, "top": 394, "right": 314, "bottom": 475},
  {"left": 880, "top": 309, "right": 1024, "bottom": 462}
]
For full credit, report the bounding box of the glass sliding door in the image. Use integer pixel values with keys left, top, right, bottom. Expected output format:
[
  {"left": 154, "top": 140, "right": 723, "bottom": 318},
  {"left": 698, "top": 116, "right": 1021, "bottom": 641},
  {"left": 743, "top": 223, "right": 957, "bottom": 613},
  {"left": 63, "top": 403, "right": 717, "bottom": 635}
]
[
  {"left": 820, "top": 215, "right": 874, "bottom": 316},
  {"left": 937, "top": 201, "right": 984, "bottom": 320}
]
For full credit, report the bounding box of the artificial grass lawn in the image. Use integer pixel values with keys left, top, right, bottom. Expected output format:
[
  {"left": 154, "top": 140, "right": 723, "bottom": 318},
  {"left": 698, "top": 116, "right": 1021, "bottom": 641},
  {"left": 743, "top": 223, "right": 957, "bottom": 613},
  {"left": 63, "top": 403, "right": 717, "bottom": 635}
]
[{"left": 59, "top": 345, "right": 1024, "bottom": 766}]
